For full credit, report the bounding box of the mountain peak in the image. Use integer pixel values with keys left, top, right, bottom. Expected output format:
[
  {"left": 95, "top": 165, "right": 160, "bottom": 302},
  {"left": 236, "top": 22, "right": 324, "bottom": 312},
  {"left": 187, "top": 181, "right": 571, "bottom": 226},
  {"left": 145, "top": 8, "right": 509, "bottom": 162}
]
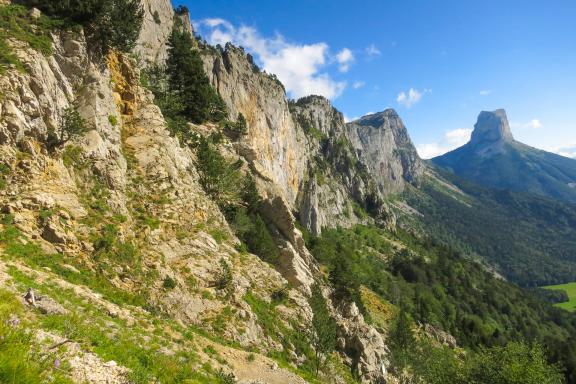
[
  {"left": 470, "top": 109, "right": 514, "bottom": 145},
  {"left": 355, "top": 109, "right": 399, "bottom": 127}
]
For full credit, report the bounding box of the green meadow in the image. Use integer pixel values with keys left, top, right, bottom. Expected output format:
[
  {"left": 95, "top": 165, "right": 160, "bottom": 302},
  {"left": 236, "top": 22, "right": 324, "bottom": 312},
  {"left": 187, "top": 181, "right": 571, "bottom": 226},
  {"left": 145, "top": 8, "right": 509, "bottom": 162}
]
[{"left": 544, "top": 282, "right": 576, "bottom": 312}]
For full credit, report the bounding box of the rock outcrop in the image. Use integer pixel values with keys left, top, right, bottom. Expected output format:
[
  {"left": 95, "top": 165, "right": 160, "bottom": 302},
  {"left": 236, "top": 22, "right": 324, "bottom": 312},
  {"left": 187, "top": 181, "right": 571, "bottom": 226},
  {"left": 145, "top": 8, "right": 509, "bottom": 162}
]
[
  {"left": 346, "top": 110, "right": 425, "bottom": 195},
  {"left": 203, "top": 44, "right": 309, "bottom": 207},
  {"left": 470, "top": 109, "right": 514, "bottom": 146}
]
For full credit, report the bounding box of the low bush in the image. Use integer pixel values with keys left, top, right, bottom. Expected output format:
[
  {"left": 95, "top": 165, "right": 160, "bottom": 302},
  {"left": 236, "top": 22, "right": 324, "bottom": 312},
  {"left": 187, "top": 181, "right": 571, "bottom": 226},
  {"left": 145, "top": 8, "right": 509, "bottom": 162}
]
[{"left": 47, "top": 106, "right": 90, "bottom": 149}]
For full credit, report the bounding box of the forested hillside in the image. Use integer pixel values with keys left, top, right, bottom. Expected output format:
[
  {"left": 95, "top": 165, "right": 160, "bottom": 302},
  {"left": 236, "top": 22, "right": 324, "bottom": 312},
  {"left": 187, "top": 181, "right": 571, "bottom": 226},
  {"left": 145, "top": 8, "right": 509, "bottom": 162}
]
[
  {"left": 306, "top": 225, "right": 576, "bottom": 383},
  {"left": 403, "top": 169, "right": 576, "bottom": 287}
]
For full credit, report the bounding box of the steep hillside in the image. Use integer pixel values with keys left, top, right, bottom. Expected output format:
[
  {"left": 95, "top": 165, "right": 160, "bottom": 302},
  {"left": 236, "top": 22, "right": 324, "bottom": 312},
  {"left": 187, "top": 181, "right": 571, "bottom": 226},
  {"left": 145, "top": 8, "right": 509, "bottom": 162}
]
[
  {"left": 0, "top": 1, "right": 390, "bottom": 383},
  {"left": 402, "top": 168, "right": 576, "bottom": 286},
  {"left": 1, "top": 1, "right": 575, "bottom": 384},
  {"left": 433, "top": 109, "right": 576, "bottom": 203}
]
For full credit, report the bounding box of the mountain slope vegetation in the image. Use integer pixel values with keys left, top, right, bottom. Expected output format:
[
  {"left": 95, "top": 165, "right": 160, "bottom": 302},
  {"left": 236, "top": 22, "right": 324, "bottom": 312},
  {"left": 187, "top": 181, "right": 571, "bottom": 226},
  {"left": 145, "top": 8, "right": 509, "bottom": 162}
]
[
  {"left": 403, "top": 169, "right": 576, "bottom": 286},
  {"left": 306, "top": 224, "right": 576, "bottom": 383}
]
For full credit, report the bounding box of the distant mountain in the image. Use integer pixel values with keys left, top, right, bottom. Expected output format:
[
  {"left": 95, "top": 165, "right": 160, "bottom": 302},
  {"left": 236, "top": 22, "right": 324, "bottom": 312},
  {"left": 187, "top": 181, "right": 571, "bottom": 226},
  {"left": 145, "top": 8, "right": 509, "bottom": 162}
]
[
  {"left": 402, "top": 168, "right": 576, "bottom": 287},
  {"left": 432, "top": 109, "right": 576, "bottom": 203}
]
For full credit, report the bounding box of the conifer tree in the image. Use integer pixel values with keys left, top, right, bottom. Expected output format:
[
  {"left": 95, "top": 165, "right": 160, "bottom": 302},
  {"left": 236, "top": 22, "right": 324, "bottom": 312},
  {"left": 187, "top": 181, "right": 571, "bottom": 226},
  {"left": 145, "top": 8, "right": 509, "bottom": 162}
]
[
  {"left": 309, "top": 283, "right": 337, "bottom": 376},
  {"left": 166, "top": 23, "right": 227, "bottom": 124}
]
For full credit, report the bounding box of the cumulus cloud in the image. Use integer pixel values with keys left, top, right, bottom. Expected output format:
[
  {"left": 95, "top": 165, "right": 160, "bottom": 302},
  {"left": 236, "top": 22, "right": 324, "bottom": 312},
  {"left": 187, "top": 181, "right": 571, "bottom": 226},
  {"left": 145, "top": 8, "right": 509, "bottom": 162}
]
[
  {"left": 366, "top": 44, "right": 381, "bottom": 56},
  {"left": 336, "top": 48, "right": 354, "bottom": 72},
  {"left": 417, "top": 128, "right": 473, "bottom": 159},
  {"left": 529, "top": 119, "right": 542, "bottom": 129},
  {"left": 352, "top": 81, "right": 365, "bottom": 89},
  {"left": 479, "top": 90, "right": 492, "bottom": 96},
  {"left": 511, "top": 119, "right": 543, "bottom": 130},
  {"left": 194, "top": 19, "right": 347, "bottom": 100},
  {"left": 397, "top": 88, "right": 430, "bottom": 108}
]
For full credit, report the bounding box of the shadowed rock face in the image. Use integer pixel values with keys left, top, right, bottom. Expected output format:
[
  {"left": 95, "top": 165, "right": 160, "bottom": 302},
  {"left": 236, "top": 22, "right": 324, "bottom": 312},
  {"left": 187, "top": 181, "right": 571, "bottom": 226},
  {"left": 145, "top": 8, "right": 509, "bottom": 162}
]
[{"left": 433, "top": 109, "right": 576, "bottom": 203}]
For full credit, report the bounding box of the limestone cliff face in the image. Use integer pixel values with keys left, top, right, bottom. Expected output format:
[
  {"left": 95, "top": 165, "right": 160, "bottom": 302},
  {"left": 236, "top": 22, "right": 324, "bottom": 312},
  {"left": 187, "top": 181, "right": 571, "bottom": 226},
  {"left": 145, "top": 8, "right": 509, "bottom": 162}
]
[
  {"left": 203, "top": 44, "right": 309, "bottom": 206},
  {"left": 289, "top": 96, "right": 366, "bottom": 235},
  {"left": 346, "top": 110, "right": 425, "bottom": 195},
  {"left": 135, "top": 0, "right": 194, "bottom": 65},
  {"left": 135, "top": 0, "right": 175, "bottom": 65},
  {"left": 201, "top": 39, "right": 423, "bottom": 238}
]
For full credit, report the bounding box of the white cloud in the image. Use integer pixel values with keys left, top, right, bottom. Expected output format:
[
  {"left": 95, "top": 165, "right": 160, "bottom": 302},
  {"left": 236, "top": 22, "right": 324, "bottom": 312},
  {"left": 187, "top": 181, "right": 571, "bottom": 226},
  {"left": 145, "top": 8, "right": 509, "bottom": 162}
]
[
  {"left": 479, "top": 90, "right": 492, "bottom": 96},
  {"left": 201, "top": 18, "right": 233, "bottom": 29},
  {"left": 511, "top": 119, "right": 543, "bottom": 130},
  {"left": 352, "top": 81, "right": 365, "bottom": 89},
  {"left": 417, "top": 128, "right": 473, "bottom": 159},
  {"left": 336, "top": 48, "right": 354, "bottom": 72},
  {"left": 344, "top": 114, "right": 360, "bottom": 123},
  {"left": 397, "top": 88, "right": 430, "bottom": 108},
  {"left": 366, "top": 44, "right": 381, "bottom": 56},
  {"left": 549, "top": 144, "right": 576, "bottom": 159},
  {"left": 529, "top": 119, "right": 542, "bottom": 129},
  {"left": 194, "top": 19, "right": 347, "bottom": 99}
]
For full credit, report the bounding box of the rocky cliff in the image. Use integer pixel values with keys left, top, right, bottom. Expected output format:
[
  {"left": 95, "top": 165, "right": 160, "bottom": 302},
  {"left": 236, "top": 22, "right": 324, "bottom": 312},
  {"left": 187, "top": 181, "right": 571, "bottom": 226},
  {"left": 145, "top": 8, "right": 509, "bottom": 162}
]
[
  {"left": 0, "top": 1, "right": 432, "bottom": 383},
  {"left": 202, "top": 45, "right": 423, "bottom": 236}
]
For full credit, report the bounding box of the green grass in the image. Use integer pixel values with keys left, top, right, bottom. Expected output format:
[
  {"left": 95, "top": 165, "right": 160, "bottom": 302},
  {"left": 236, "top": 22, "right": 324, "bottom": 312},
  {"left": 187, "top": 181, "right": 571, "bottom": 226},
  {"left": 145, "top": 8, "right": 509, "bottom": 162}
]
[
  {"left": 0, "top": 5, "right": 63, "bottom": 74},
  {"left": 543, "top": 282, "right": 576, "bottom": 312},
  {"left": 0, "top": 288, "right": 74, "bottom": 384},
  {"left": 0, "top": 218, "right": 150, "bottom": 308},
  {"left": 5, "top": 267, "right": 230, "bottom": 384}
]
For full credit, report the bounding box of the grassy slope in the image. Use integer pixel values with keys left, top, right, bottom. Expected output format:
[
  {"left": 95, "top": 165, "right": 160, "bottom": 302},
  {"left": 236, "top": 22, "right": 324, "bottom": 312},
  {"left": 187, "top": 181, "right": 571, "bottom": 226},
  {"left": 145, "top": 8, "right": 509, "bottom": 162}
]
[{"left": 544, "top": 282, "right": 576, "bottom": 312}]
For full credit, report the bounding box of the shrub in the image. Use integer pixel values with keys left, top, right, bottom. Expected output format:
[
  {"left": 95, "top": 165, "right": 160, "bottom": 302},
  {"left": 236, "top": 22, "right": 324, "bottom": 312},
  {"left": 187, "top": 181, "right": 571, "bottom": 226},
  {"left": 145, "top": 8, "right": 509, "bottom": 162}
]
[
  {"left": 162, "top": 276, "right": 177, "bottom": 290},
  {"left": 309, "top": 284, "right": 337, "bottom": 376},
  {"left": 62, "top": 145, "right": 85, "bottom": 168},
  {"left": 223, "top": 113, "right": 248, "bottom": 139},
  {"left": 47, "top": 107, "right": 90, "bottom": 149},
  {"left": 215, "top": 259, "right": 232, "bottom": 291},
  {"left": 153, "top": 10, "right": 161, "bottom": 24},
  {"left": 108, "top": 115, "right": 118, "bottom": 126},
  {"left": 195, "top": 137, "right": 243, "bottom": 206},
  {"left": 244, "top": 214, "right": 279, "bottom": 264}
]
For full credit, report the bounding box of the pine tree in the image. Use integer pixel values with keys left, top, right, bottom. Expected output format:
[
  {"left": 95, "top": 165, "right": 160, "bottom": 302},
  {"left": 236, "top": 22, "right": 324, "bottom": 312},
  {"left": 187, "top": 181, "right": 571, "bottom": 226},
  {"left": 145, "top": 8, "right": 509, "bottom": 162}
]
[
  {"left": 25, "top": 0, "right": 143, "bottom": 54},
  {"left": 390, "top": 306, "right": 414, "bottom": 350},
  {"left": 309, "top": 283, "right": 337, "bottom": 376},
  {"left": 195, "top": 137, "right": 243, "bottom": 206},
  {"left": 166, "top": 24, "right": 227, "bottom": 124}
]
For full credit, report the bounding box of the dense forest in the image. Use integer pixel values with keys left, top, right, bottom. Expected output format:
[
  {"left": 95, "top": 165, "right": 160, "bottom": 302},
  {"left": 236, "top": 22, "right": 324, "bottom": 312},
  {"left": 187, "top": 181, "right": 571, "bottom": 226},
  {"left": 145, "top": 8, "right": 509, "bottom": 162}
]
[
  {"left": 306, "top": 225, "right": 576, "bottom": 383},
  {"left": 403, "top": 168, "right": 576, "bottom": 287}
]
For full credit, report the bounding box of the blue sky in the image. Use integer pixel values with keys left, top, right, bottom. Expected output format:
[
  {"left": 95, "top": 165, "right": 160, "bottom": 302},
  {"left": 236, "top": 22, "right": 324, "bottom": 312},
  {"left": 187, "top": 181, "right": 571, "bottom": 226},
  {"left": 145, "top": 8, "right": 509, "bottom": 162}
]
[{"left": 183, "top": 0, "right": 576, "bottom": 159}]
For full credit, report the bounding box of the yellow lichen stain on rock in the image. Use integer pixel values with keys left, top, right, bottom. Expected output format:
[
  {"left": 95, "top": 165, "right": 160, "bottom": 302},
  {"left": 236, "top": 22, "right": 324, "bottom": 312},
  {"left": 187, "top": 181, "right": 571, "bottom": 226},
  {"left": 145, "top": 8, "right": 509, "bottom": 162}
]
[{"left": 106, "top": 51, "right": 138, "bottom": 117}]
